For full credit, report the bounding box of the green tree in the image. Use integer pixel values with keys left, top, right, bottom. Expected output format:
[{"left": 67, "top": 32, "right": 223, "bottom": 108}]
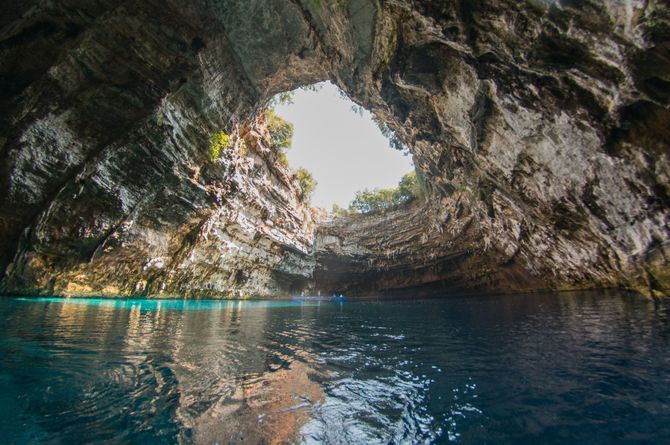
[
  {"left": 268, "top": 91, "right": 294, "bottom": 108},
  {"left": 348, "top": 170, "right": 424, "bottom": 214},
  {"left": 210, "top": 131, "right": 232, "bottom": 160},
  {"left": 266, "top": 84, "right": 325, "bottom": 110},
  {"left": 331, "top": 204, "right": 349, "bottom": 217},
  {"left": 265, "top": 110, "right": 294, "bottom": 149},
  {"left": 349, "top": 187, "right": 400, "bottom": 213},
  {"left": 296, "top": 167, "right": 317, "bottom": 201},
  {"left": 398, "top": 171, "right": 423, "bottom": 201},
  {"left": 371, "top": 116, "right": 408, "bottom": 153},
  {"left": 262, "top": 110, "right": 294, "bottom": 170}
]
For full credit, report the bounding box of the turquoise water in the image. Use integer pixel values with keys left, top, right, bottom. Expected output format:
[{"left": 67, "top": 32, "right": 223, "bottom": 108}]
[
  {"left": 0, "top": 291, "right": 668, "bottom": 444},
  {"left": 14, "top": 296, "right": 320, "bottom": 311}
]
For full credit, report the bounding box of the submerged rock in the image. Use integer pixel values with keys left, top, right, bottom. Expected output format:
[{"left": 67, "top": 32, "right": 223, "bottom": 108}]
[{"left": 0, "top": 0, "right": 668, "bottom": 297}]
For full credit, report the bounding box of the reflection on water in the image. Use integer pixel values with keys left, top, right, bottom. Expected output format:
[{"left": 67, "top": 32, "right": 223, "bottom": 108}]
[
  {"left": 17, "top": 297, "right": 321, "bottom": 311},
  {"left": 0, "top": 291, "right": 669, "bottom": 444}
]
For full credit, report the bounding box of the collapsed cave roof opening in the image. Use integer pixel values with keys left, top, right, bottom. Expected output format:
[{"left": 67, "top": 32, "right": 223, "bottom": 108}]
[
  {"left": 0, "top": 0, "right": 667, "bottom": 299},
  {"left": 264, "top": 81, "right": 419, "bottom": 216}
]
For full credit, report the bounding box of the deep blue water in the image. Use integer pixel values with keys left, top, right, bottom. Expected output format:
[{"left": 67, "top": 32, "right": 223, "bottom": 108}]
[{"left": 0, "top": 291, "right": 668, "bottom": 444}]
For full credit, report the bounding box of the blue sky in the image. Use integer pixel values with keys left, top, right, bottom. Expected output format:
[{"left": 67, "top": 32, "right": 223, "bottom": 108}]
[{"left": 273, "top": 82, "right": 414, "bottom": 209}]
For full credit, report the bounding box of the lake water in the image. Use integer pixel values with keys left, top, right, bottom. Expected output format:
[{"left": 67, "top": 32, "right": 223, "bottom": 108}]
[{"left": 0, "top": 291, "right": 668, "bottom": 444}]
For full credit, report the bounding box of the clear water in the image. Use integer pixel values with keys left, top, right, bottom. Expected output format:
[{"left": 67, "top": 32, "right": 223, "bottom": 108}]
[{"left": 0, "top": 291, "right": 668, "bottom": 444}]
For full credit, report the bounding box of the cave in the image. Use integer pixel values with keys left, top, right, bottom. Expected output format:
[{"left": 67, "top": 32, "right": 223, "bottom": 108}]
[
  {"left": 1, "top": 0, "right": 668, "bottom": 299},
  {"left": 2, "top": 1, "right": 670, "bottom": 443}
]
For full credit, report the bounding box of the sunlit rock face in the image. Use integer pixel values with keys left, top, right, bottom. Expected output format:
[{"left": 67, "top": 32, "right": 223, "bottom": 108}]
[{"left": 0, "top": 0, "right": 668, "bottom": 297}]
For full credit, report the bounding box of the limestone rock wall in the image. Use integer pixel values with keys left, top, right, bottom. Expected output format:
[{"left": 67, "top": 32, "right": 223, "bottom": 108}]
[
  {"left": 0, "top": 0, "right": 328, "bottom": 297},
  {"left": 313, "top": 0, "right": 670, "bottom": 297},
  {"left": 2, "top": 110, "right": 316, "bottom": 297},
  {"left": 1, "top": 0, "right": 668, "bottom": 297}
]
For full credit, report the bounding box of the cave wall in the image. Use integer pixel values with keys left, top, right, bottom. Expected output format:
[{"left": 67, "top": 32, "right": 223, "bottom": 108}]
[
  {"left": 0, "top": 0, "right": 324, "bottom": 297},
  {"left": 316, "top": 0, "right": 670, "bottom": 297},
  {"left": 1, "top": 0, "right": 668, "bottom": 298}
]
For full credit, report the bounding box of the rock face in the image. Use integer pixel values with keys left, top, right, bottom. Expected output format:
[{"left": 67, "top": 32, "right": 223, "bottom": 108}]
[
  {"left": 1, "top": 0, "right": 668, "bottom": 298},
  {"left": 314, "top": 201, "right": 543, "bottom": 298},
  {"left": 2, "top": 109, "right": 316, "bottom": 298}
]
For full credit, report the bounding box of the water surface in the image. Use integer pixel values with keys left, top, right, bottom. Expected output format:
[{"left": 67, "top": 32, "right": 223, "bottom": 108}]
[{"left": 0, "top": 291, "right": 668, "bottom": 444}]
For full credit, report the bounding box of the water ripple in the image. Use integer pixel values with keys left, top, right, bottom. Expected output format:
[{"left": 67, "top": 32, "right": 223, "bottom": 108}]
[{"left": 0, "top": 291, "right": 668, "bottom": 444}]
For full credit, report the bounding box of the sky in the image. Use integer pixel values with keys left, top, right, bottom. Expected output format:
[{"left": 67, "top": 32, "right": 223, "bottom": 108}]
[{"left": 272, "top": 82, "right": 414, "bottom": 209}]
